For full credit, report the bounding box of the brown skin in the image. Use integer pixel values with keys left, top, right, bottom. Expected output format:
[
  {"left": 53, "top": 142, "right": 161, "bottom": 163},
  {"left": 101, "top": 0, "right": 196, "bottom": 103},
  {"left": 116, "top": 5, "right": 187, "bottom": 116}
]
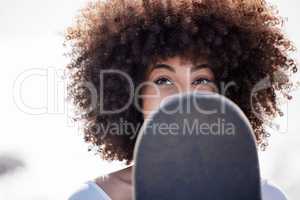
[
  {"left": 142, "top": 56, "right": 217, "bottom": 119},
  {"left": 95, "top": 55, "right": 217, "bottom": 199},
  {"left": 95, "top": 165, "right": 133, "bottom": 200}
]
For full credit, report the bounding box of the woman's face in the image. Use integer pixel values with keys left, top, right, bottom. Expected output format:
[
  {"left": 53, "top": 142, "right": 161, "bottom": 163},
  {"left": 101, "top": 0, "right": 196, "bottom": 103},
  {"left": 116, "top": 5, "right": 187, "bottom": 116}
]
[{"left": 141, "top": 55, "right": 217, "bottom": 119}]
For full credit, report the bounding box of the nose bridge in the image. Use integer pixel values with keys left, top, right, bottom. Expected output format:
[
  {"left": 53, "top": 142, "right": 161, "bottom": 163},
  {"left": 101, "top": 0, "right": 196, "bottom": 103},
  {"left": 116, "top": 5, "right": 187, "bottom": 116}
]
[{"left": 176, "top": 68, "right": 192, "bottom": 93}]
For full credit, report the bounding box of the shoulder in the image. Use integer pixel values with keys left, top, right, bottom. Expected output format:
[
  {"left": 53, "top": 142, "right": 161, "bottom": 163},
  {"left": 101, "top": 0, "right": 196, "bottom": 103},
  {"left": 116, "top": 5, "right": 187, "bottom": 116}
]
[
  {"left": 67, "top": 180, "right": 111, "bottom": 200},
  {"left": 261, "top": 179, "right": 288, "bottom": 200}
]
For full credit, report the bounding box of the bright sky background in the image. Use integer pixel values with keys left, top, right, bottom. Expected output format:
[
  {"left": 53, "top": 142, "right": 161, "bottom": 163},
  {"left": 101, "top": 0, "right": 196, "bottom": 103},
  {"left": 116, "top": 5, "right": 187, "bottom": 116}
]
[{"left": 0, "top": 0, "right": 299, "bottom": 199}]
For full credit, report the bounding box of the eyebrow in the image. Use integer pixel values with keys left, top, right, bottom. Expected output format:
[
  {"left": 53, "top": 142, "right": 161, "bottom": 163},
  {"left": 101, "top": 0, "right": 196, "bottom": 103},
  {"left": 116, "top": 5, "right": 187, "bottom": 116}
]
[{"left": 150, "top": 63, "right": 212, "bottom": 73}]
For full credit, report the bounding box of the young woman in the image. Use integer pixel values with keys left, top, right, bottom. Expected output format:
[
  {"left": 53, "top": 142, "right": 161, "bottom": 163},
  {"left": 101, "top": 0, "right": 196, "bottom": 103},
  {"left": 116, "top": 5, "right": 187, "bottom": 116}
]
[{"left": 65, "top": 0, "right": 297, "bottom": 199}]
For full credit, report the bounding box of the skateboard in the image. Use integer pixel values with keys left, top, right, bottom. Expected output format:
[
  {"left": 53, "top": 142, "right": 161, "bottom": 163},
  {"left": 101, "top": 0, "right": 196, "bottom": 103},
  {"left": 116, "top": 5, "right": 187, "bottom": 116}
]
[{"left": 133, "top": 91, "right": 262, "bottom": 200}]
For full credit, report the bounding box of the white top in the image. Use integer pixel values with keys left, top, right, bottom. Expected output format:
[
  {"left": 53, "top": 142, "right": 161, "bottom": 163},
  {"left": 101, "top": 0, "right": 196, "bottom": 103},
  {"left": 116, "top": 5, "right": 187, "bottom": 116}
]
[
  {"left": 68, "top": 180, "right": 112, "bottom": 200},
  {"left": 68, "top": 179, "right": 288, "bottom": 200}
]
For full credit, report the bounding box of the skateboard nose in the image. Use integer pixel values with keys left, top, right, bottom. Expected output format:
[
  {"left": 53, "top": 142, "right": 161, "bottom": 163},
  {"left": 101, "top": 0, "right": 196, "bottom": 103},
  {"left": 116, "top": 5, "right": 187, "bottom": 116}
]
[{"left": 134, "top": 91, "right": 261, "bottom": 200}]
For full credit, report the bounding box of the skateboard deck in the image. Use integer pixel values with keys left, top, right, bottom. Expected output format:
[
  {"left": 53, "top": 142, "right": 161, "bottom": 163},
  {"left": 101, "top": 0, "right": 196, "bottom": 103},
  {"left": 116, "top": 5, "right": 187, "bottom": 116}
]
[{"left": 133, "top": 91, "right": 262, "bottom": 200}]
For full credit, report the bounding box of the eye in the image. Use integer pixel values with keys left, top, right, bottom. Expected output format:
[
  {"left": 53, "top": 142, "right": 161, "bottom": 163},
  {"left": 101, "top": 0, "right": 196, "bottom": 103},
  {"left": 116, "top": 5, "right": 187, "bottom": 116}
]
[
  {"left": 154, "top": 77, "right": 173, "bottom": 86},
  {"left": 192, "top": 78, "right": 212, "bottom": 86}
]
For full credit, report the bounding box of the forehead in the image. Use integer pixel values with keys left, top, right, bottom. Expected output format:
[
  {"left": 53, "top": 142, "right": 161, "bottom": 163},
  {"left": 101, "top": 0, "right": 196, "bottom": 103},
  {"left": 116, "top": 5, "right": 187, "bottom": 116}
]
[
  {"left": 161, "top": 56, "right": 207, "bottom": 65},
  {"left": 150, "top": 54, "right": 209, "bottom": 69}
]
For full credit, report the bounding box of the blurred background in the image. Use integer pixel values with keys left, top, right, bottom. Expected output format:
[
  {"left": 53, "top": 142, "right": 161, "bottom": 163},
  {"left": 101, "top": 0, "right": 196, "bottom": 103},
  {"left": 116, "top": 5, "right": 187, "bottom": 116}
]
[{"left": 0, "top": 0, "right": 299, "bottom": 199}]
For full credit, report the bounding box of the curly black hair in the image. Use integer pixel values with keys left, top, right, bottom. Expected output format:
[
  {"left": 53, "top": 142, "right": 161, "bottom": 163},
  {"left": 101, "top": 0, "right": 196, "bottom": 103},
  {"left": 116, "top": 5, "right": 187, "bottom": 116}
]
[{"left": 64, "top": 0, "right": 298, "bottom": 164}]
